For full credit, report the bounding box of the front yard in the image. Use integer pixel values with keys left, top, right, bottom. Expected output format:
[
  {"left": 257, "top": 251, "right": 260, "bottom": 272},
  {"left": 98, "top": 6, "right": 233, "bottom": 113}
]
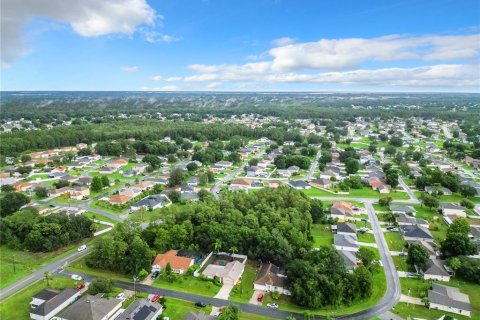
[
  {"left": 384, "top": 232, "right": 406, "bottom": 251},
  {"left": 230, "top": 262, "right": 257, "bottom": 303},
  {"left": 152, "top": 274, "right": 221, "bottom": 297},
  {"left": 311, "top": 224, "right": 333, "bottom": 247}
]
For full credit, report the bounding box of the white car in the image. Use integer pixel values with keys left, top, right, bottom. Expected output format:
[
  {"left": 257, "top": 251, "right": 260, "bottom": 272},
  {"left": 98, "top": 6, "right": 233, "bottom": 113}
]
[
  {"left": 77, "top": 245, "right": 87, "bottom": 252},
  {"left": 116, "top": 293, "right": 126, "bottom": 301},
  {"left": 71, "top": 274, "right": 82, "bottom": 281},
  {"left": 266, "top": 303, "right": 278, "bottom": 309}
]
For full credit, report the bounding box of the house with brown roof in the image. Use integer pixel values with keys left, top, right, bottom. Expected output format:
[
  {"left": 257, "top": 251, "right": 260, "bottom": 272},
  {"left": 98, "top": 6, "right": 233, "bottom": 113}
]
[
  {"left": 111, "top": 158, "right": 128, "bottom": 169},
  {"left": 253, "top": 263, "right": 291, "bottom": 295},
  {"left": 13, "top": 181, "right": 32, "bottom": 192},
  {"left": 108, "top": 194, "right": 133, "bottom": 205},
  {"left": 152, "top": 250, "right": 194, "bottom": 275},
  {"left": 268, "top": 180, "right": 282, "bottom": 189},
  {"left": 229, "top": 178, "right": 253, "bottom": 192}
]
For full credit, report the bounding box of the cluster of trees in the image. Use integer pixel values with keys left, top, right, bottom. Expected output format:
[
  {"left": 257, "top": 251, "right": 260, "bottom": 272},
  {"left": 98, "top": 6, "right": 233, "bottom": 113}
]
[
  {"left": 0, "top": 191, "right": 30, "bottom": 217},
  {"left": 441, "top": 218, "right": 477, "bottom": 259},
  {"left": 382, "top": 164, "right": 399, "bottom": 189},
  {"left": 337, "top": 176, "right": 365, "bottom": 191},
  {"left": 274, "top": 155, "right": 311, "bottom": 170},
  {"left": 90, "top": 176, "right": 110, "bottom": 192},
  {"left": 87, "top": 223, "right": 154, "bottom": 276},
  {"left": 0, "top": 208, "right": 93, "bottom": 252},
  {"left": 286, "top": 246, "right": 374, "bottom": 308}
]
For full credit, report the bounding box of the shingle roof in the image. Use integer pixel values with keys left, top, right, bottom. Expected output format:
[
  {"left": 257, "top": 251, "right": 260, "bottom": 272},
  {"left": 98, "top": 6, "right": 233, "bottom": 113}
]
[
  {"left": 59, "top": 294, "right": 121, "bottom": 320},
  {"left": 254, "top": 263, "right": 287, "bottom": 288},
  {"left": 337, "top": 222, "right": 357, "bottom": 234},
  {"left": 334, "top": 234, "right": 359, "bottom": 249},
  {"left": 428, "top": 284, "right": 471, "bottom": 311},
  {"left": 400, "top": 225, "right": 433, "bottom": 240},
  {"left": 423, "top": 259, "right": 450, "bottom": 277},
  {"left": 30, "top": 288, "right": 78, "bottom": 316}
]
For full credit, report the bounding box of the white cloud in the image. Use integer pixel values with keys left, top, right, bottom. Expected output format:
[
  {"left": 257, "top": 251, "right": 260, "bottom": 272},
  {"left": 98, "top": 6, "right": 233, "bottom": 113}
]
[
  {"left": 149, "top": 75, "right": 182, "bottom": 82},
  {"left": 143, "top": 30, "right": 180, "bottom": 43},
  {"left": 1, "top": 0, "right": 157, "bottom": 67},
  {"left": 206, "top": 82, "right": 221, "bottom": 89},
  {"left": 271, "top": 37, "right": 295, "bottom": 46},
  {"left": 120, "top": 66, "right": 139, "bottom": 73},
  {"left": 142, "top": 85, "right": 178, "bottom": 91}
]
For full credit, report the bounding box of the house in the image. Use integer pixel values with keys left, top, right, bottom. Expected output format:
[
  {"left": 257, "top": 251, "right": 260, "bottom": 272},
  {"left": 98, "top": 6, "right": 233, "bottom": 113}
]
[
  {"left": 400, "top": 225, "right": 433, "bottom": 242},
  {"left": 215, "top": 161, "right": 233, "bottom": 168},
  {"left": 276, "top": 169, "right": 293, "bottom": 178},
  {"left": 133, "top": 163, "right": 149, "bottom": 174},
  {"left": 396, "top": 213, "right": 429, "bottom": 229},
  {"left": 13, "top": 181, "right": 32, "bottom": 192},
  {"left": 30, "top": 288, "right": 80, "bottom": 320},
  {"left": 333, "top": 234, "right": 359, "bottom": 252},
  {"left": 253, "top": 263, "right": 291, "bottom": 295},
  {"left": 338, "top": 250, "right": 359, "bottom": 271},
  {"left": 181, "top": 192, "right": 200, "bottom": 201},
  {"left": 288, "top": 180, "right": 311, "bottom": 190},
  {"left": 428, "top": 284, "right": 471, "bottom": 317},
  {"left": 309, "top": 178, "right": 332, "bottom": 189},
  {"left": 131, "top": 194, "right": 170, "bottom": 211},
  {"left": 100, "top": 166, "right": 117, "bottom": 174},
  {"left": 390, "top": 205, "right": 416, "bottom": 216},
  {"left": 111, "top": 158, "right": 128, "bottom": 169},
  {"left": 184, "top": 312, "right": 215, "bottom": 320},
  {"left": 268, "top": 180, "right": 282, "bottom": 188},
  {"left": 180, "top": 185, "right": 196, "bottom": 193},
  {"left": 133, "top": 181, "right": 155, "bottom": 191},
  {"left": 116, "top": 299, "right": 163, "bottom": 320},
  {"left": 75, "top": 177, "right": 92, "bottom": 186},
  {"left": 69, "top": 187, "right": 90, "bottom": 200},
  {"left": 329, "top": 202, "right": 354, "bottom": 220},
  {"left": 123, "top": 170, "right": 136, "bottom": 178},
  {"left": 425, "top": 186, "right": 453, "bottom": 195},
  {"left": 406, "top": 240, "right": 437, "bottom": 257},
  {"left": 202, "top": 260, "right": 245, "bottom": 285},
  {"left": 287, "top": 165, "right": 300, "bottom": 173},
  {"left": 208, "top": 164, "right": 224, "bottom": 174},
  {"left": 59, "top": 293, "right": 122, "bottom": 320},
  {"left": 422, "top": 259, "right": 451, "bottom": 282},
  {"left": 246, "top": 166, "right": 263, "bottom": 177},
  {"left": 152, "top": 250, "right": 194, "bottom": 275},
  {"left": 229, "top": 178, "right": 253, "bottom": 192},
  {"left": 336, "top": 222, "right": 357, "bottom": 235},
  {"left": 441, "top": 203, "right": 466, "bottom": 217},
  {"left": 108, "top": 194, "right": 132, "bottom": 205}
]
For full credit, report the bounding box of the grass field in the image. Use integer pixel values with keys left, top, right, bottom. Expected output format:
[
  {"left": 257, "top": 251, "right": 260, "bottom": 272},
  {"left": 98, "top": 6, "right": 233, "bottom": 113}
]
[
  {"left": 392, "top": 302, "right": 470, "bottom": 320},
  {"left": 230, "top": 263, "right": 257, "bottom": 303},
  {"left": 83, "top": 211, "right": 118, "bottom": 225},
  {"left": 90, "top": 200, "right": 127, "bottom": 214},
  {"left": 311, "top": 224, "right": 333, "bottom": 247},
  {"left": 0, "top": 277, "right": 76, "bottom": 320},
  {"left": 67, "top": 255, "right": 131, "bottom": 282},
  {"left": 384, "top": 232, "right": 406, "bottom": 251},
  {"left": 152, "top": 275, "right": 221, "bottom": 297},
  {"left": 303, "top": 187, "right": 410, "bottom": 200},
  {"left": 161, "top": 297, "right": 213, "bottom": 319},
  {"left": 392, "top": 256, "right": 409, "bottom": 272},
  {"left": 357, "top": 232, "right": 376, "bottom": 243}
]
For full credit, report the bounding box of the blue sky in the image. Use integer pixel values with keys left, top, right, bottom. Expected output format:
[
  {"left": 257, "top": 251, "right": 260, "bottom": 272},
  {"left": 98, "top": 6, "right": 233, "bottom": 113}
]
[{"left": 1, "top": 0, "right": 479, "bottom": 91}]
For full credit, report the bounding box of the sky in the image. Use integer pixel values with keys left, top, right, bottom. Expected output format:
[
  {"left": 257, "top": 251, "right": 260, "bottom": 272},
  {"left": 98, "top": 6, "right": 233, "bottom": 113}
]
[{"left": 1, "top": 0, "right": 479, "bottom": 92}]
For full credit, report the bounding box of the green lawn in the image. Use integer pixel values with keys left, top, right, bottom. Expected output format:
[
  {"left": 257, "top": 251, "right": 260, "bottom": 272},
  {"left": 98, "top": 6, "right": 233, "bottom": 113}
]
[
  {"left": 392, "top": 302, "right": 470, "bottom": 320},
  {"left": 230, "top": 263, "right": 257, "bottom": 303},
  {"left": 51, "top": 194, "right": 83, "bottom": 204},
  {"left": 161, "top": 297, "right": 213, "bottom": 319},
  {"left": 392, "top": 256, "right": 409, "bottom": 272},
  {"left": 89, "top": 171, "right": 137, "bottom": 181},
  {"left": 303, "top": 187, "right": 410, "bottom": 200},
  {"left": 0, "top": 277, "right": 77, "bottom": 320},
  {"left": 311, "top": 224, "right": 333, "bottom": 247},
  {"left": 384, "top": 232, "right": 406, "bottom": 251},
  {"left": 127, "top": 208, "right": 165, "bottom": 223},
  {"left": 152, "top": 275, "right": 221, "bottom": 297},
  {"left": 90, "top": 200, "right": 127, "bottom": 215},
  {"left": 83, "top": 211, "right": 118, "bottom": 225},
  {"left": 357, "top": 232, "right": 376, "bottom": 243},
  {"left": 66, "top": 255, "right": 131, "bottom": 282},
  {"left": 262, "top": 269, "right": 386, "bottom": 317},
  {"left": 89, "top": 182, "right": 124, "bottom": 198}
]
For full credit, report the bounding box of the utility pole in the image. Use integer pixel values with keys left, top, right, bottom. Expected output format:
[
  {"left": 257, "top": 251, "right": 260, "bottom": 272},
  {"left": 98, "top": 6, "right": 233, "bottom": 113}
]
[
  {"left": 12, "top": 255, "right": 16, "bottom": 273},
  {"left": 133, "top": 263, "right": 138, "bottom": 300}
]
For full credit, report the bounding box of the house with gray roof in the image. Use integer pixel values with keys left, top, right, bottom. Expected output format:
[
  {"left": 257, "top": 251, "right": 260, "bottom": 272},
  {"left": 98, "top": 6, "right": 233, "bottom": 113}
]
[
  {"left": 334, "top": 234, "right": 359, "bottom": 252},
  {"left": 288, "top": 180, "right": 311, "bottom": 190},
  {"left": 116, "top": 299, "right": 163, "bottom": 320},
  {"left": 59, "top": 293, "right": 122, "bottom": 320},
  {"left": 30, "top": 288, "right": 80, "bottom": 320},
  {"left": 390, "top": 205, "right": 416, "bottom": 216},
  {"left": 131, "top": 194, "right": 170, "bottom": 211},
  {"left": 396, "top": 213, "right": 429, "bottom": 229},
  {"left": 400, "top": 225, "right": 433, "bottom": 242},
  {"left": 441, "top": 203, "right": 466, "bottom": 217},
  {"left": 422, "top": 259, "right": 451, "bottom": 282},
  {"left": 428, "top": 284, "right": 471, "bottom": 317},
  {"left": 336, "top": 222, "right": 357, "bottom": 235},
  {"left": 338, "top": 250, "right": 359, "bottom": 271}
]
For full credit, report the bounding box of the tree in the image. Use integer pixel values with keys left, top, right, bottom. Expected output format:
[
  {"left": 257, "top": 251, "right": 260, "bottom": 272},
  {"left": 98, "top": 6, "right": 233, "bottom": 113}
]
[
  {"left": 54, "top": 179, "right": 70, "bottom": 189},
  {"left": 168, "top": 167, "right": 184, "bottom": 187},
  {"left": 167, "top": 154, "right": 177, "bottom": 163},
  {"left": 354, "top": 265, "right": 373, "bottom": 298},
  {"left": 0, "top": 192, "right": 30, "bottom": 217},
  {"left": 165, "top": 262, "right": 172, "bottom": 275},
  {"left": 447, "top": 217, "right": 470, "bottom": 236},
  {"left": 87, "top": 278, "right": 113, "bottom": 295},
  {"left": 407, "top": 244, "right": 429, "bottom": 269},
  {"left": 248, "top": 158, "right": 259, "bottom": 166},
  {"left": 378, "top": 197, "right": 393, "bottom": 207},
  {"left": 1, "top": 185, "right": 15, "bottom": 192},
  {"left": 420, "top": 193, "right": 439, "bottom": 211},
  {"left": 356, "top": 247, "right": 375, "bottom": 269},
  {"left": 345, "top": 158, "right": 360, "bottom": 175},
  {"left": 385, "top": 169, "right": 399, "bottom": 189},
  {"left": 143, "top": 154, "right": 162, "bottom": 170},
  {"left": 448, "top": 257, "right": 461, "bottom": 277},
  {"left": 310, "top": 200, "right": 324, "bottom": 223},
  {"left": 441, "top": 232, "right": 477, "bottom": 258},
  {"left": 459, "top": 184, "right": 477, "bottom": 198},
  {"left": 101, "top": 175, "right": 110, "bottom": 188},
  {"left": 168, "top": 191, "right": 181, "bottom": 203},
  {"left": 218, "top": 305, "right": 239, "bottom": 320},
  {"left": 44, "top": 271, "right": 52, "bottom": 286},
  {"left": 34, "top": 187, "right": 48, "bottom": 199},
  {"left": 20, "top": 154, "right": 32, "bottom": 163},
  {"left": 460, "top": 198, "right": 474, "bottom": 209},
  {"left": 214, "top": 239, "right": 222, "bottom": 253},
  {"left": 186, "top": 162, "right": 198, "bottom": 172},
  {"left": 90, "top": 176, "right": 103, "bottom": 193}
]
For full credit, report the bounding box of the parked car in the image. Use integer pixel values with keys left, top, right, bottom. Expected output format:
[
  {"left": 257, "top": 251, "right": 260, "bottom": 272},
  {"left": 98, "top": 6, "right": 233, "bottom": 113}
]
[
  {"left": 399, "top": 251, "right": 407, "bottom": 256},
  {"left": 75, "top": 284, "right": 85, "bottom": 290},
  {"left": 267, "top": 303, "right": 279, "bottom": 309},
  {"left": 195, "top": 301, "right": 207, "bottom": 308},
  {"left": 151, "top": 294, "right": 161, "bottom": 302},
  {"left": 257, "top": 293, "right": 264, "bottom": 302},
  {"left": 151, "top": 271, "right": 159, "bottom": 280},
  {"left": 77, "top": 245, "right": 87, "bottom": 252},
  {"left": 71, "top": 274, "right": 82, "bottom": 281},
  {"left": 386, "top": 226, "right": 398, "bottom": 232},
  {"left": 361, "top": 218, "right": 368, "bottom": 222},
  {"left": 116, "top": 293, "right": 126, "bottom": 301}
]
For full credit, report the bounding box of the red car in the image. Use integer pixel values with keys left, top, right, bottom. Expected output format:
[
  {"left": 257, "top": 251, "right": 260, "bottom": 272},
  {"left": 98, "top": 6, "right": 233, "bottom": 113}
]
[
  {"left": 257, "top": 293, "right": 264, "bottom": 302},
  {"left": 151, "top": 294, "right": 161, "bottom": 302},
  {"left": 76, "top": 284, "right": 85, "bottom": 291}
]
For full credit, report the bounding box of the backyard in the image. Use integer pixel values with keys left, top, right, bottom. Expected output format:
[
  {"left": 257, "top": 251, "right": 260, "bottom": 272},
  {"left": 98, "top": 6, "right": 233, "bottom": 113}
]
[{"left": 311, "top": 224, "right": 333, "bottom": 247}]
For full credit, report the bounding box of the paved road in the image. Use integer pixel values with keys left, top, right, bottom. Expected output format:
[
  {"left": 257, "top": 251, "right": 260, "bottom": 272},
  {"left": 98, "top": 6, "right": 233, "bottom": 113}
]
[
  {"left": 210, "top": 163, "right": 248, "bottom": 199},
  {"left": 361, "top": 202, "right": 402, "bottom": 319},
  {"left": 398, "top": 177, "right": 419, "bottom": 203},
  {"left": 0, "top": 248, "right": 91, "bottom": 301},
  {"left": 306, "top": 149, "right": 321, "bottom": 180},
  {"left": 311, "top": 196, "right": 419, "bottom": 204}
]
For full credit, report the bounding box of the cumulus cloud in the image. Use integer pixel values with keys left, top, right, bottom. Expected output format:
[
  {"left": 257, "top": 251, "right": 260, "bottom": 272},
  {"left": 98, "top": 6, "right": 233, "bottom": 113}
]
[
  {"left": 143, "top": 30, "right": 180, "bottom": 43},
  {"left": 149, "top": 75, "right": 182, "bottom": 82},
  {"left": 120, "top": 66, "right": 139, "bottom": 73},
  {"left": 141, "top": 85, "right": 179, "bottom": 91},
  {"left": 271, "top": 37, "right": 296, "bottom": 46},
  {"left": 1, "top": 0, "right": 157, "bottom": 67},
  {"left": 177, "top": 33, "right": 480, "bottom": 89}
]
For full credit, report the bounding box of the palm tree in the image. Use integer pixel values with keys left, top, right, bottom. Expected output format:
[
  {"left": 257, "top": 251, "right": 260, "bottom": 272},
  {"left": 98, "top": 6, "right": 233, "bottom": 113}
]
[
  {"left": 44, "top": 271, "right": 52, "bottom": 286},
  {"left": 449, "top": 257, "right": 461, "bottom": 278},
  {"left": 229, "top": 246, "right": 238, "bottom": 257},
  {"left": 213, "top": 239, "right": 222, "bottom": 254}
]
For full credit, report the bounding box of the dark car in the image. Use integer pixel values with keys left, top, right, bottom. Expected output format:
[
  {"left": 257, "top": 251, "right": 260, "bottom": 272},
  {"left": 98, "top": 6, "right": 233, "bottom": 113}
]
[
  {"left": 151, "top": 271, "right": 159, "bottom": 280},
  {"left": 361, "top": 218, "right": 368, "bottom": 222},
  {"left": 195, "top": 301, "right": 207, "bottom": 308}
]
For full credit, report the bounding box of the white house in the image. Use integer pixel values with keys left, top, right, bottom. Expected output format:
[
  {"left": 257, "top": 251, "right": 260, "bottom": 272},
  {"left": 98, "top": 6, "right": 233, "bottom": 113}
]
[
  {"left": 428, "top": 284, "right": 471, "bottom": 318},
  {"left": 253, "top": 263, "right": 291, "bottom": 295},
  {"left": 30, "top": 288, "right": 80, "bottom": 320}
]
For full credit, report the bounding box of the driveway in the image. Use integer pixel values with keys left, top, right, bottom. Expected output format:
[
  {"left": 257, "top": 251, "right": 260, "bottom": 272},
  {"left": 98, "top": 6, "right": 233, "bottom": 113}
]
[
  {"left": 214, "top": 283, "right": 234, "bottom": 300},
  {"left": 400, "top": 294, "right": 423, "bottom": 305},
  {"left": 248, "top": 290, "right": 263, "bottom": 305}
]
